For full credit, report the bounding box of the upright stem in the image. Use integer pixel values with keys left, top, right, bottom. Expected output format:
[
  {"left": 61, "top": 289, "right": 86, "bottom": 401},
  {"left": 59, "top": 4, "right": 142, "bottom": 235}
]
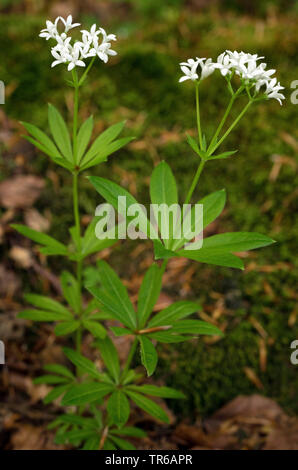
[
  {"left": 79, "top": 56, "right": 96, "bottom": 87},
  {"left": 72, "top": 171, "right": 83, "bottom": 355},
  {"left": 72, "top": 70, "right": 79, "bottom": 165},
  {"left": 184, "top": 158, "right": 205, "bottom": 206},
  {"left": 211, "top": 100, "right": 253, "bottom": 154},
  {"left": 195, "top": 83, "right": 203, "bottom": 149},
  {"left": 207, "top": 85, "right": 245, "bottom": 155},
  {"left": 121, "top": 338, "right": 138, "bottom": 381}
]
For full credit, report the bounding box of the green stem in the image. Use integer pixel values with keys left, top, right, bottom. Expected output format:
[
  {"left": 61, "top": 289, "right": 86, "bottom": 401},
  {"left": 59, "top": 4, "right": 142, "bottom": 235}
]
[
  {"left": 207, "top": 86, "right": 245, "bottom": 155},
  {"left": 72, "top": 70, "right": 79, "bottom": 165},
  {"left": 79, "top": 56, "right": 96, "bottom": 87},
  {"left": 121, "top": 338, "right": 138, "bottom": 381},
  {"left": 211, "top": 100, "right": 253, "bottom": 154},
  {"left": 195, "top": 82, "right": 203, "bottom": 149},
  {"left": 184, "top": 158, "right": 206, "bottom": 206}
]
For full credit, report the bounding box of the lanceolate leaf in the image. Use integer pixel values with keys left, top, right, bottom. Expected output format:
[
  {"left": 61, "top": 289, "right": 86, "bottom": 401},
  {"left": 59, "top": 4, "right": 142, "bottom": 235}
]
[
  {"left": 63, "top": 348, "right": 103, "bottom": 380},
  {"left": 43, "top": 364, "right": 75, "bottom": 380},
  {"left": 23, "top": 135, "right": 73, "bottom": 171},
  {"left": 80, "top": 137, "right": 135, "bottom": 171},
  {"left": 88, "top": 176, "right": 158, "bottom": 240},
  {"left": 148, "top": 300, "right": 201, "bottom": 328},
  {"left": 171, "top": 189, "right": 226, "bottom": 251},
  {"left": 12, "top": 224, "right": 68, "bottom": 254},
  {"left": 60, "top": 271, "right": 81, "bottom": 314},
  {"left": 82, "top": 320, "right": 106, "bottom": 339},
  {"left": 125, "top": 390, "right": 169, "bottom": 423},
  {"left": 202, "top": 232, "right": 276, "bottom": 252},
  {"left": 48, "top": 104, "right": 73, "bottom": 162},
  {"left": 170, "top": 319, "right": 223, "bottom": 336},
  {"left": 107, "top": 390, "right": 130, "bottom": 427},
  {"left": 150, "top": 161, "right": 178, "bottom": 248},
  {"left": 178, "top": 249, "right": 244, "bottom": 269},
  {"left": 81, "top": 121, "right": 125, "bottom": 166},
  {"left": 62, "top": 383, "right": 114, "bottom": 406},
  {"left": 139, "top": 336, "right": 158, "bottom": 376},
  {"left": 21, "top": 121, "right": 63, "bottom": 160},
  {"left": 93, "top": 260, "right": 136, "bottom": 330},
  {"left": 54, "top": 321, "right": 80, "bottom": 336},
  {"left": 44, "top": 384, "right": 70, "bottom": 404},
  {"left": 19, "top": 309, "right": 72, "bottom": 322},
  {"left": 137, "top": 264, "right": 162, "bottom": 328},
  {"left": 127, "top": 384, "right": 185, "bottom": 399},
  {"left": 77, "top": 115, "right": 94, "bottom": 164},
  {"left": 24, "top": 294, "right": 70, "bottom": 316},
  {"left": 94, "top": 336, "right": 120, "bottom": 382}
]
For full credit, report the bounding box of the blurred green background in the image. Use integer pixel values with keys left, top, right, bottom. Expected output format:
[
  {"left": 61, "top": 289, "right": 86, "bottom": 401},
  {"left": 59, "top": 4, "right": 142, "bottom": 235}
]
[{"left": 0, "top": 0, "right": 297, "bottom": 418}]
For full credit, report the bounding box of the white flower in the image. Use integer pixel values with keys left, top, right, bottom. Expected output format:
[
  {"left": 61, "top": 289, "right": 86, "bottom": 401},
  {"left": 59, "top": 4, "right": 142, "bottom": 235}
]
[
  {"left": 90, "top": 33, "right": 117, "bottom": 63},
  {"left": 200, "top": 58, "right": 216, "bottom": 80},
  {"left": 59, "top": 15, "right": 80, "bottom": 33},
  {"left": 215, "top": 52, "right": 232, "bottom": 76},
  {"left": 39, "top": 18, "right": 60, "bottom": 40},
  {"left": 80, "top": 24, "right": 100, "bottom": 45},
  {"left": 41, "top": 16, "right": 117, "bottom": 71},
  {"left": 179, "top": 58, "right": 205, "bottom": 83},
  {"left": 257, "top": 77, "right": 285, "bottom": 105}
]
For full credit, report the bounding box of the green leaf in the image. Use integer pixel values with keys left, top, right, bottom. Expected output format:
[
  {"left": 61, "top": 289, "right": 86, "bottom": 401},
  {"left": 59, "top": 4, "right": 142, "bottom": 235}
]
[
  {"left": 82, "top": 436, "right": 101, "bottom": 450},
  {"left": 170, "top": 319, "right": 223, "bottom": 336},
  {"left": 138, "top": 264, "right": 162, "bottom": 328},
  {"left": 127, "top": 385, "right": 185, "bottom": 399},
  {"left": 23, "top": 135, "right": 73, "bottom": 171},
  {"left": 107, "top": 390, "right": 130, "bottom": 427},
  {"left": 153, "top": 240, "right": 176, "bottom": 260},
  {"left": 148, "top": 300, "right": 201, "bottom": 328},
  {"left": 43, "top": 364, "right": 75, "bottom": 380},
  {"left": 110, "top": 427, "right": 146, "bottom": 438},
  {"left": 125, "top": 390, "right": 169, "bottom": 423},
  {"left": 44, "top": 384, "right": 70, "bottom": 404},
  {"left": 12, "top": 224, "right": 68, "bottom": 253},
  {"left": 179, "top": 249, "right": 244, "bottom": 269},
  {"left": 81, "top": 121, "right": 125, "bottom": 165},
  {"left": 81, "top": 137, "right": 135, "bottom": 171},
  {"left": 63, "top": 348, "right": 103, "bottom": 380},
  {"left": 109, "top": 436, "right": 136, "bottom": 450},
  {"left": 33, "top": 375, "right": 69, "bottom": 385},
  {"left": 147, "top": 331, "right": 188, "bottom": 343},
  {"left": 110, "top": 327, "right": 133, "bottom": 337},
  {"left": 202, "top": 232, "right": 276, "bottom": 252},
  {"left": 150, "top": 161, "right": 178, "bottom": 248},
  {"left": 89, "top": 260, "right": 136, "bottom": 330},
  {"left": 171, "top": 189, "right": 226, "bottom": 251},
  {"left": 77, "top": 116, "right": 94, "bottom": 164},
  {"left": 48, "top": 103, "right": 73, "bottom": 162},
  {"left": 81, "top": 217, "right": 118, "bottom": 258},
  {"left": 21, "top": 121, "right": 63, "bottom": 160},
  {"left": 82, "top": 319, "right": 106, "bottom": 339},
  {"left": 88, "top": 176, "right": 158, "bottom": 240},
  {"left": 24, "top": 294, "right": 70, "bottom": 316},
  {"left": 60, "top": 271, "right": 81, "bottom": 314},
  {"left": 59, "top": 429, "right": 96, "bottom": 444},
  {"left": 54, "top": 321, "right": 80, "bottom": 336},
  {"left": 139, "top": 336, "right": 158, "bottom": 377},
  {"left": 62, "top": 383, "right": 114, "bottom": 406},
  {"left": 186, "top": 133, "right": 200, "bottom": 156},
  {"left": 208, "top": 150, "right": 237, "bottom": 160},
  {"left": 94, "top": 336, "right": 120, "bottom": 382},
  {"left": 18, "top": 309, "right": 72, "bottom": 322}
]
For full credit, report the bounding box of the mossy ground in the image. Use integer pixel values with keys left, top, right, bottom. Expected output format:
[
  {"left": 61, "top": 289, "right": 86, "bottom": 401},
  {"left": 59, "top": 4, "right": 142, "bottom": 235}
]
[{"left": 0, "top": 2, "right": 297, "bottom": 418}]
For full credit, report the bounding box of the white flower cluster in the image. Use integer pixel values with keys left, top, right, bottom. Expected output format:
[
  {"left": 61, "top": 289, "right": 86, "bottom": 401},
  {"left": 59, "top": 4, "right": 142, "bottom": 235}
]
[
  {"left": 179, "top": 50, "right": 285, "bottom": 104},
  {"left": 40, "top": 15, "right": 117, "bottom": 72}
]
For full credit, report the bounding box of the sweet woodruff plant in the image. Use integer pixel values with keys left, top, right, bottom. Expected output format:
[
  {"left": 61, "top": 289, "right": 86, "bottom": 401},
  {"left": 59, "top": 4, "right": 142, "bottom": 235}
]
[{"left": 12, "top": 16, "right": 284, "bottom": 449}]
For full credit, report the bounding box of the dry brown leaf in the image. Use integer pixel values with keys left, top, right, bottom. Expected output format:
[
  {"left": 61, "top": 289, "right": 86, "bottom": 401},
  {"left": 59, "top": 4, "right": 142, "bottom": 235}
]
[
  {"left": 0, "top": 175, "right": 45, "bottom": 209},
  {"left": 9, "top": 246, "right": 33, "bottom": 269},
  {"left": 24, "top": 208, "right": 50, "bottom": 232}
]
